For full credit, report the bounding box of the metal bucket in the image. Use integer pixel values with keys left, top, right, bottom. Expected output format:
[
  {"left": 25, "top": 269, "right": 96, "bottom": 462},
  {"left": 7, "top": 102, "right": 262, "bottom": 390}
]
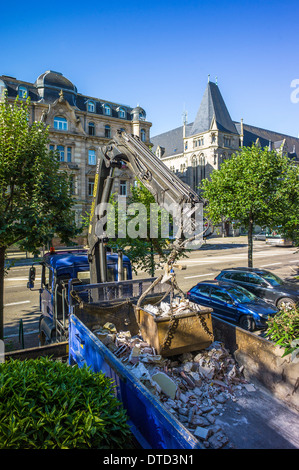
[{"left": 134, "top": 303, "right": 214, "bottom": 357}]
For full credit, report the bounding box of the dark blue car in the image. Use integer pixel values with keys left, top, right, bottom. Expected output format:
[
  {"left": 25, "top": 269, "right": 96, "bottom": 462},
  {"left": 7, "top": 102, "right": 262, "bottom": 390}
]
[{"left": 187, "top": 280, "right": 279, "bottom": 331}]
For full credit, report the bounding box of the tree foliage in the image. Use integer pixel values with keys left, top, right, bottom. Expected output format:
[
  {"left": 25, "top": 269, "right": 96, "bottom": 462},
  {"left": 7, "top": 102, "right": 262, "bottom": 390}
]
[
  {"left": 0, "top": 94, "right": 79, "bottom": 338},
  {"left": 0, "top": 95, "right": 78, "bottom": 252},
  {"left": 201, "top": 145, "right": 299, "bottom": 266}
]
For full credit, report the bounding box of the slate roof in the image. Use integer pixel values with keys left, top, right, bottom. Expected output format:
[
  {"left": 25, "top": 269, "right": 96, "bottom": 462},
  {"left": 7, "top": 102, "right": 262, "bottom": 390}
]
[
  {"left": 234, "top": 122, "right": 299, "bottom": 158},
  {"left": 151, "top": 81, "right": 299, "bottom": 161},
  {"left": 151, "top": 120, "right": 299, "bottom": 161},
  {"left": 190, "top": 81, "right": 238, "bottom": 135},
  {"left": 0, "top": 71, "right": 135, "bottom": 121},
  {"left": 151, "top": 123, "right": 193, "bottom": 158}
]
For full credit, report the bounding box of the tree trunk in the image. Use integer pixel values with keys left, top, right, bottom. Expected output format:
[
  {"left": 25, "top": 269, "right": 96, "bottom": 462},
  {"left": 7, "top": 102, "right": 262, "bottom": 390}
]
[
  {"left": 248, "top": 215, "right": 254, "bottom": 268},
  {"left": 0, "top": 246, "right": 6, "bottom": 340}
]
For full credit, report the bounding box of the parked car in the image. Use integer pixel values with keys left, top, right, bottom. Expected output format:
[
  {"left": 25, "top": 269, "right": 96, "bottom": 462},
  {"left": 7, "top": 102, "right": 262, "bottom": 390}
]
[
  {"left": 187, "top": 280, "right": 278, "bottom": 331},
  {"left": 215, "top": 267, "right": 299, "bottom": 309},
  {"left": 265, "top": 234, "right": 293, "bottom": 246},
  {"left": 253, "top": 230, "right": 270, "bottom": 241}
]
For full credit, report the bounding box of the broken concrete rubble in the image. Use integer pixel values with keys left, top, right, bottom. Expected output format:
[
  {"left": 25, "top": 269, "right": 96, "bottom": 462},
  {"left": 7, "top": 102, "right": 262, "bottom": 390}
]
[{"left": 91, "top": 320, "right": 254, "bottom": 449}]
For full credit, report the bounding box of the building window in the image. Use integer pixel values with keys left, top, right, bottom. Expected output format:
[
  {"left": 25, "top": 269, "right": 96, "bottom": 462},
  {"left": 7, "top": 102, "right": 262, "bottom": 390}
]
[
  {"left": 88, "top": 101, "right": 95, "bottom": 113},
  {"left": 119, "top": 107, "right": 126, "bottom": 119},
  {"left": 57, "top": 145, "right": 65, "bottom": 162},
  {"left": 88, "top": 178, "right": 95, "bottom": 196},
  {"left": 49, "top": 144, "right": 55, "bottom": 152},
  {"left": 88, "top": 122, "right": 95, "bottom": 136},
  {"left": 18, "top": 86, "right": 27, "bottom": 99},
  {"left": 70, "top": 175, "right": 77, "bottom": 195},
  {"left": 54, "top": 116, "right": 68, "bottom": 131},
  {"left": 185, "top": 141, "right": 188, "bottom": 150},
  {"left": 67, "top": 147, "right": 72, "bottom": 162},
  {"left": 120, "top": 180, "right": 127, "bottom": 196},
  {"left": 224, "top": 137, "right": 231, "bottom": 147},
  {"left": 141, "top": 129, "right": 146, "bottom": 142},
  {"left": 104, "top": 104, "right": 111, "bottom": 115},
  {"left": 105, "top": 125, "right": 111, "bottom": 138},
  {"left": 200, "top": 155, "right": 206, "bottom": 180},
  {"left": 88, "top": 149, "right": 96, "bottom": 165}
]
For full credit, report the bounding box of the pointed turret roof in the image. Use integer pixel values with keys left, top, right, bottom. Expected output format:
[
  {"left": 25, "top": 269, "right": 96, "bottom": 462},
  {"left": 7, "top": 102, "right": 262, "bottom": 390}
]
[{"left": 190, "top": 81, "right": 238, "bottom": 136}]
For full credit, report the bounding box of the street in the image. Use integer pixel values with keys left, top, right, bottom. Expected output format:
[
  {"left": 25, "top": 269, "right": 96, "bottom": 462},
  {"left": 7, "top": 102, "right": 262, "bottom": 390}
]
[{"left": 3, "top": 236, "right": 299, "bottom": 350}]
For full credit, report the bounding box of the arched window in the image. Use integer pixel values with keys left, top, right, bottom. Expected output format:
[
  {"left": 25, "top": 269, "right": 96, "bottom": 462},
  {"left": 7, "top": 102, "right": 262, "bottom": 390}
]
[
  {"left": 104, "top": 104, "right": 111, "bottom": 116},
  {"left": 18, "top": 86, "right": 27, "bottom": 99},
  {"left": 88, "top": 122, "right": 95, "bottom": 136},
  {"left": 87, "top": 101, "right": 95, "bottom": 113},
  {"left": 200, "top": 155, "right": 206, "bottom": 180},
  {"left": 140, "top": 129, "right": 146, "bottom": 142},
  {"left": 54, "top": 116, "right": 68, "bottom": 131},
  {"left": 192, "top": 156, "right": 199, "bottom": 190},
  {"left": 88, "top": 149, "right": 96, "bottom": 165},
  {"left": 105, "top": 125, "right": 111, "bottom": 138}
]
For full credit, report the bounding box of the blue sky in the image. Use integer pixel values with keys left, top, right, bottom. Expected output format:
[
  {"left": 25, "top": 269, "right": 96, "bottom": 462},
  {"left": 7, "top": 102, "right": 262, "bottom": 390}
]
[{"left": 1, "top": 0, "right": 299, "bottom": 138}]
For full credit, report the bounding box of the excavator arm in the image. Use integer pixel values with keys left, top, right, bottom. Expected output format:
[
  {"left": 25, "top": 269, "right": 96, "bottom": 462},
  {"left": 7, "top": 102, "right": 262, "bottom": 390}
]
[{"left": 88, "top": 131, "right": 204, "bottom": 284}]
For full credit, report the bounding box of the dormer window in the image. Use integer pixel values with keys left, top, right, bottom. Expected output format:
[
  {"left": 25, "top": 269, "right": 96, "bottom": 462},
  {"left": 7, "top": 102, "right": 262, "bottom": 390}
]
[
  {"left": 118, "top": 107, "right": 126, "bottom": 119},
  {"left": 87, "top": 101, "right": 95, "bottom": 113},
  {"left": 54, "top": 116, "right": 68, "bottom": 131},
  {"left": 104, "top": 104, "right": 111, "bottom": 116},
  {"left": 18, "top": 86, "right": 27, "bottom": 99}
]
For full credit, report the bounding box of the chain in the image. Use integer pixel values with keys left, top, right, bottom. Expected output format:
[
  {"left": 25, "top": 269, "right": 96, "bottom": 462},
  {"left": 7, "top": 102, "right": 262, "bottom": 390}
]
[{"left": 161, "top": 277, "right": 213, "bottom": 352}]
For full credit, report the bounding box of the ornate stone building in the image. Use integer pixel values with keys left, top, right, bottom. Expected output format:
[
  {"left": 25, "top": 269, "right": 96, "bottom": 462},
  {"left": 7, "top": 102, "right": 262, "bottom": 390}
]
[
  {"left": 151, "top": 80, "right": 299, "bottom": 195},
  {"left": 0, "top": 70, "right": 152, "bottom": 225}
]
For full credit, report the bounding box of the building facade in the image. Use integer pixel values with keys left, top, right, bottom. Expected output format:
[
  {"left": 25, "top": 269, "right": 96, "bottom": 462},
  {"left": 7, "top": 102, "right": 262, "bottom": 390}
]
[
  {"left": 151, "top": 80, "right": 299, "bottom": 195},
  {"left": 0, "top": 70, "right": 152, "bottom": 225}
]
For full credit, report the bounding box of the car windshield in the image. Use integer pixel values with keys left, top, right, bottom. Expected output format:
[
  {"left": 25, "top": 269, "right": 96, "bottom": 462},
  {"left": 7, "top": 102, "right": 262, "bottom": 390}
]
[
  {"left": 260, "top": 272, "right": 284, "bottom": 286},
  {"left": 225, "top": 285, "right": 258, "bottom": 303}
]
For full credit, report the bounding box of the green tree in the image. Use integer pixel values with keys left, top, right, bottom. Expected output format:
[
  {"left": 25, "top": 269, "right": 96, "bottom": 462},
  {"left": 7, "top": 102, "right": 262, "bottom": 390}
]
[
  {"left": 0, "top": 95, "right": 79, "bottom": 340},
  {"left": 201, "top": 145, "right": 299, "bottom": 267}
]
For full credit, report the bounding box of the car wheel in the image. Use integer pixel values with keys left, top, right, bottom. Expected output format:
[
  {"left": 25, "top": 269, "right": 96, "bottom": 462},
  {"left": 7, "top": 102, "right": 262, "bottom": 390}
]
[
  {"left": 277, "top": 297, "right": 296, "bottom": 310},
  {"left": 239, "top": 315, "right": 255, "bottom": 331}
]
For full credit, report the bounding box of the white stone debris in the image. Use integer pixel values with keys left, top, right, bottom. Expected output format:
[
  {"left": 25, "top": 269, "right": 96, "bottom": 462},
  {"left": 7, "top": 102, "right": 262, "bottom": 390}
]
[
  {"left": 91, "top": 305, "right": 252, "bottom": 449},
  {"left": 143, "top": 297, "right": 195, "bottom": 318}
]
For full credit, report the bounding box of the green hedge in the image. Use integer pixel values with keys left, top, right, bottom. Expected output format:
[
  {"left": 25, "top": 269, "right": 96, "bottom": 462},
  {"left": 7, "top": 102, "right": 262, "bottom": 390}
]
[
  {"left": 266, "top": 307, "right": 299, "bottom": 360},
  {"left": 0, "top": 357, "right": 131, "bottom": 449}
]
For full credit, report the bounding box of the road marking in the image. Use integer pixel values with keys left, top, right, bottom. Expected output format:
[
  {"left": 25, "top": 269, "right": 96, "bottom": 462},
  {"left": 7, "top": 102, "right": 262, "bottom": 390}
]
[
  {"left": 289, "top": 260, "right": 299, "bottom": 263},
  {"left": 4, "top": 301, "right": 31, "bottom": 307},
  {"left": 4, "top": 329, "right": 39, "bottom": 339},
  {"left": 5, "top": 277, "right": 41, "bottom": 281},
  {"left": 184, "top": 272, "right": 216, "bottom": 279},
  {"left": 5, "top": 285, "right": 28, "bottom": 288},
  {"left": 260, "top": 262, "right": 282, "bottom": 267}
]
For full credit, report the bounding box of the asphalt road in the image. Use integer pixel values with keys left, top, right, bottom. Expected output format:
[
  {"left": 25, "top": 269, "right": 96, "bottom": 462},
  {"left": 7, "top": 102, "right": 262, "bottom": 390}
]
[{"left": 3, "top": 236, "right": 299, "bottom": 350}]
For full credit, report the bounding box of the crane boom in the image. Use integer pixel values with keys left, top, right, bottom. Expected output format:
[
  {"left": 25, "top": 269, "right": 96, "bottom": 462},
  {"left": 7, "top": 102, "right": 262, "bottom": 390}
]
[{"left": 88, "top": 131, "right": 204, "bottom": 284}]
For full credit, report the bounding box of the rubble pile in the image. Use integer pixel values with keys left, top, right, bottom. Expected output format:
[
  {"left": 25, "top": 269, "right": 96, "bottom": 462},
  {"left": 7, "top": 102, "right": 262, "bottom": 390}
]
[
  {"left": 144, "top": 298, "right": 196, "bottom": 317},
  {"left": 91, "top": 319, "right": 253, "bottom": 449}
]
